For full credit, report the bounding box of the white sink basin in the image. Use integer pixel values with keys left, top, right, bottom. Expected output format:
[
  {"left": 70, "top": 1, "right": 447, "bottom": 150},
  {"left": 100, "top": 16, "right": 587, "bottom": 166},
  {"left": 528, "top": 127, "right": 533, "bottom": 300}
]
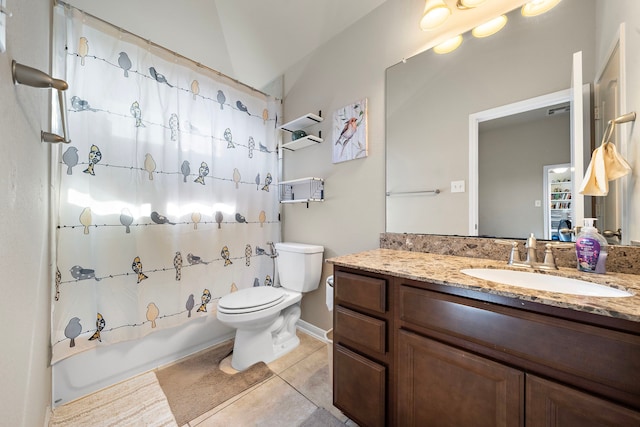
[{"left": 460, "top": 268, "right": 633, "bottom": 298}]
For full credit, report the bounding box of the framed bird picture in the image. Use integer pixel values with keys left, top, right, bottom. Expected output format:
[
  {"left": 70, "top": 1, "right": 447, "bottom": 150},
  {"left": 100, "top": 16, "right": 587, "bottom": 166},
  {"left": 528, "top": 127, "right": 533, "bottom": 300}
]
[{"left": 332, "top": 98, "right": 368, "bottom": 164}]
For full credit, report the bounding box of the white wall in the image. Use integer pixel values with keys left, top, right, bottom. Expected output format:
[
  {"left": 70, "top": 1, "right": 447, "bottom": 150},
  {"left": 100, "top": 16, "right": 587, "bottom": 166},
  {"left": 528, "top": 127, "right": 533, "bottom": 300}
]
[{"left": 0, "top": 1, "right": 52, "bottom": 425}]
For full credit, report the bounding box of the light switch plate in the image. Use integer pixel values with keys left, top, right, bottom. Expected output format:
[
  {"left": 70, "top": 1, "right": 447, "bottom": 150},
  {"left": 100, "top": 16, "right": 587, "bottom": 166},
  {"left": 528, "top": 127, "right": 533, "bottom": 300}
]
[
  {"left": 451, "top": 180, "right": 465, "bottom": 193},
  {"left": 0, "top": 0, "right": 7, "bottom": 53}
]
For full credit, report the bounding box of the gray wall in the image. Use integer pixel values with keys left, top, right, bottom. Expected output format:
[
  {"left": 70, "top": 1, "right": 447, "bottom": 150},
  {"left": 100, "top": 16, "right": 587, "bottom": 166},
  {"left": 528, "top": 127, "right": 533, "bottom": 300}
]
[
  {"left": 0, "top": 0, "right": 53, "bottom": 425},
  {"left": 283, "top": 0, "right": 597, "bottom": 328},
  {"left": 479, "top": 113, "right": 570, "bottom": 238}
]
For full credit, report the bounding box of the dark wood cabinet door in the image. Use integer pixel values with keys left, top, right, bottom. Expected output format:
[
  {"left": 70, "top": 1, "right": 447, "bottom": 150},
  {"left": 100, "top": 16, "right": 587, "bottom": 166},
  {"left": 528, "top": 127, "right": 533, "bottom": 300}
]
[
  {"left": 526, "top": 375, "right": 640, "bottom": 427},
  {"left": 334, "top": 344, "right": 386, "bottom": 427},
  {"left": 397, "top": 330, "right": 524, "bottom": 427}
]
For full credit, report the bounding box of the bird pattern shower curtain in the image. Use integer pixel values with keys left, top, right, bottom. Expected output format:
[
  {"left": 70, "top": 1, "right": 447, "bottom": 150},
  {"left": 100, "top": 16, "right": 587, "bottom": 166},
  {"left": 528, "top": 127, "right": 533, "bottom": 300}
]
[{"left": 51, "top": 4, "right": 280, "bottom": 363}]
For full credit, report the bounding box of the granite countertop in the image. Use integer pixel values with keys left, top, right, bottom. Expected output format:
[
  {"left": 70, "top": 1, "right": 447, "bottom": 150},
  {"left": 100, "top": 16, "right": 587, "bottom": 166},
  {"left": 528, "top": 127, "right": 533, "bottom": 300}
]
[{"left": 327, "top": 248, "right": 640, "bottom": 323}]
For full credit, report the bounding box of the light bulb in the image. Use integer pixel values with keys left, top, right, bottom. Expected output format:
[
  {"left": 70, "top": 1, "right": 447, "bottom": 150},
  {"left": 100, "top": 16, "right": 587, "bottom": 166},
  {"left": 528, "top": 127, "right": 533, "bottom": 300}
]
[
  {"left": 472, "top": 15, "right": 508, "bottom": 38},
  {"left": 522, "top": 0, "right": 562, "bottom": 17},
  {"left": 420, "top": 0, "right": 451, "bottom": 31},
  {"left": 433, "top": 35, "right": 463, "bottom": 54},
  {"left": 457, "top": 0, "right": 486, "bottom": 9}
]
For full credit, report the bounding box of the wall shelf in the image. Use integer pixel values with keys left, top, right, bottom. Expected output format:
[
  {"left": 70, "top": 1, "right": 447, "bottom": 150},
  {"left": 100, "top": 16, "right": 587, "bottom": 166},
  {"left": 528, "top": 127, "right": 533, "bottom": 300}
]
[
  {"left": 279, "top": 112, "right": 324, "bottom": 151},
  {"left": 281, "top": 134, "right": 322, "bottom": 151},
  {"left": 279, "top": 177, "right": 324, "bottom": 207},
  {"left": 279, "top": 113, "right": 323, "bottom": 133}
]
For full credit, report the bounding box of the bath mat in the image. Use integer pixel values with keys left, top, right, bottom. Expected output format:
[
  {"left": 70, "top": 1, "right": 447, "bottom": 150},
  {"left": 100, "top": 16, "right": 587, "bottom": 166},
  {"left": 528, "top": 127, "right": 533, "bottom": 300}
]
[
  {"left": 155, "top": 340, "right": 274, "bottom": 426},
  {"left": 49, "top": 371, "right": 177, "bottom": 426},
  {"left": 299, "top": 407, "right": 346, "bottom": 427}
]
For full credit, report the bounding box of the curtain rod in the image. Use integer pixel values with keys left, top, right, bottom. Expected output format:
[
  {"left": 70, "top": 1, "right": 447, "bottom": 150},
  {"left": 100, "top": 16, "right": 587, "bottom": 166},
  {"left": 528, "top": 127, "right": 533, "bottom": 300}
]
[{"left": 53, "top": 0, "right": 271, "bottom": 99}]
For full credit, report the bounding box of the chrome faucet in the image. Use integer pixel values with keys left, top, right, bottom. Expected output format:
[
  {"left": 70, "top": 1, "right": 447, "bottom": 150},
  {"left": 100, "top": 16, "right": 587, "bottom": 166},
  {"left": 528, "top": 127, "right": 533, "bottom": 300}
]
[
  {"left": 495, "top": 236, "right": 536, "bottom": 268},
  {"left": 524, "top": 233, "right": 537, "bottom": 266},
  {"left": 496, "top": 235, "right": 574, "bottom": 270},
  {"left": 266, "top": 241, "right": 278, "bottom": 259}
]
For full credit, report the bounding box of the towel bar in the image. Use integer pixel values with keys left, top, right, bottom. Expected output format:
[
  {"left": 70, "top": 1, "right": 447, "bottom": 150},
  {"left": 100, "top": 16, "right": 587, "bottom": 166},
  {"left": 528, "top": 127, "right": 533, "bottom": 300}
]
[
  {"left": 601, "top": 111, "right": 636, "bottom": 144},
  {"left": 386, "top": 189, "right": 440, "bottom": 196}
]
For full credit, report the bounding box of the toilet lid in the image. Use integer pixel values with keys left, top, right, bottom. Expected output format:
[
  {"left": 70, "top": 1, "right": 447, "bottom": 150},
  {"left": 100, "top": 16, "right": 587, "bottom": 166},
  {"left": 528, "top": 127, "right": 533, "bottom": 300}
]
[{"left": 218, "top": 286, "right": 286, "bottom": 311}]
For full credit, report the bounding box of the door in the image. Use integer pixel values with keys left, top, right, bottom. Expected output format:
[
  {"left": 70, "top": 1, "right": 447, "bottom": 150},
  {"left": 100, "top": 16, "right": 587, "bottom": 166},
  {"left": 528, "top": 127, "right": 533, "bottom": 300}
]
[{"left": 595, "top": 39, "right": 624, "bottom": 244}]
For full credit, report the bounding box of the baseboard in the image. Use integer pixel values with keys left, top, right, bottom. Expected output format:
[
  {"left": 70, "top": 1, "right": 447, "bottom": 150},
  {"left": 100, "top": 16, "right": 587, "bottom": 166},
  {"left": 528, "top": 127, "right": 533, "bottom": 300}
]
[{"left": 297, "top": 319, "right": 330, "bottom": 342}]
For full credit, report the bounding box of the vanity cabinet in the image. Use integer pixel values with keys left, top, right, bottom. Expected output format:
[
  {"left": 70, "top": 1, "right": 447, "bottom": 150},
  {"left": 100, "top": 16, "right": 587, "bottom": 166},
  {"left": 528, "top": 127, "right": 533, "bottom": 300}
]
[
  {"left": 332, "top": 267, "right": 394, "bottom": 427},
  {"left": 396, "top": 278, "right": 640, "bottom": 426},
  {"left": 331, "top": 264, "right": 640, "bottom": 426}
]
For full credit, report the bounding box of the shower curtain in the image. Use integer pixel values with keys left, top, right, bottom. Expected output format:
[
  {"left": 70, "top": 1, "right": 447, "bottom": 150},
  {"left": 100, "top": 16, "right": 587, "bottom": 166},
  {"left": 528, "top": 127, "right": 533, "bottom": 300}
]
[{"left": 51, "top": 4, "right": 281, "bottom": 363}]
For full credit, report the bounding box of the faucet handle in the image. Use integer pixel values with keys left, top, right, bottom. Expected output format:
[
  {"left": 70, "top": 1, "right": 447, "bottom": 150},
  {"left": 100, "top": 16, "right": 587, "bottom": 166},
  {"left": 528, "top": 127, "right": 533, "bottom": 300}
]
[
  {"left": 526, "top": 233, "right": 537, "bottom": 249},
  {"left": 495, "top": 239, "right": 521, "bottom": 265},
  {"left": 540, "top": 242, "right": 574, "bottom": 270}
]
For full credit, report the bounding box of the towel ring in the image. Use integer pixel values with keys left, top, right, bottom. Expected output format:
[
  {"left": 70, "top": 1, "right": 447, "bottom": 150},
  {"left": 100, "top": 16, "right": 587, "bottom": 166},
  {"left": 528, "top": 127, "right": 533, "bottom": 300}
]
[{"left": 601, "top": 111, "right": 636, "bottom": 145}]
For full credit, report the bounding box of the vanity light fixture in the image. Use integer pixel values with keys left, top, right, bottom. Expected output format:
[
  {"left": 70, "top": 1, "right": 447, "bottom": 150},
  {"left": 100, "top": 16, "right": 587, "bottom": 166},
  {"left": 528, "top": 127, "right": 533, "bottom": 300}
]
[
  {"left": 420, "top": 0, "right": 451, "bottom": 31},
  {"left": 456, "top": 0, "right": 486, "bottom": 10},
  {"left": 521, "top": 0, "right": 562, "bottom": 17},
  {"left": 433, "top": 34, "right": 463, "bottom": 54},
  {"left": 472, "top": 15, "right": 508, "bottom": 38}
]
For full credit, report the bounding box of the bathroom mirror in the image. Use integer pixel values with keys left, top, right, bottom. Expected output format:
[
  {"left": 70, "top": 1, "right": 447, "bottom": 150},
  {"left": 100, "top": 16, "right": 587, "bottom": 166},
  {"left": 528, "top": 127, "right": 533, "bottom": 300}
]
[{"left": 385, "top": 0, "right": 638, "bottom": 245}]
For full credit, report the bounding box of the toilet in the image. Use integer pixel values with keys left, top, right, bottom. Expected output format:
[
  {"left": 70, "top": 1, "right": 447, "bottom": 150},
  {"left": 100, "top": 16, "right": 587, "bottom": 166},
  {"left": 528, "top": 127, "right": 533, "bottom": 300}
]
[{"left": 217, "top": 242, "right": 324, "bottom": 371}]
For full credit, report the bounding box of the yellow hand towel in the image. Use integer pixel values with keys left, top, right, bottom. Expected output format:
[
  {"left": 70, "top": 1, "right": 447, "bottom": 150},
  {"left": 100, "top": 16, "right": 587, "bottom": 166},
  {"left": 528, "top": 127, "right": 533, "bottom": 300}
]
[
  {"left": 579, "top": 145, "right": 608, "bottom": 196},
  {"left": 579, "top": 141, "right": 631, "bottom": 196},
  {"left": 602, "top": 141, "right": 631, "bottom": 180}
]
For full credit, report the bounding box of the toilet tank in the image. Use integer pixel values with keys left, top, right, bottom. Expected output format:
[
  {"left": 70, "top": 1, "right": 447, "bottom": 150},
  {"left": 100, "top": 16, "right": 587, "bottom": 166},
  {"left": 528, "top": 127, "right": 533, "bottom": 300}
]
[{"left": 275, "top": 242, "right": 324, "bottom": 292}]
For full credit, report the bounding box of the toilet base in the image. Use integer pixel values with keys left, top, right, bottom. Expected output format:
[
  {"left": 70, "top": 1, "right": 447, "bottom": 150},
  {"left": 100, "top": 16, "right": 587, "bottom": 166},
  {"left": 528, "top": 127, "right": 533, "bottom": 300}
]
[{"left": 230, "top": 304, "right": 301, "bottom": 371}]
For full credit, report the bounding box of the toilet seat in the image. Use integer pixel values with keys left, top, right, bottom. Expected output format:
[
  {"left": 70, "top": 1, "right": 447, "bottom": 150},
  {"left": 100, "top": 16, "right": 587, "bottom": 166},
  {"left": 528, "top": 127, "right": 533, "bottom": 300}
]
[{"left": 218, "top": 286, "right": 286, "bottom": 314}]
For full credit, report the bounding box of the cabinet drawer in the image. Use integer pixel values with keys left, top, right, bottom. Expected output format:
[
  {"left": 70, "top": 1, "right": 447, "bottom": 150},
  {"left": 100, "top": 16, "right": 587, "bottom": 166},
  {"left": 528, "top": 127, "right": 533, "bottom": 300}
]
[
  {"left": 334, "top": 344, "right": 386, "bottom": 427},
  {"left": 335, "top": 270, "right": 386, "bottom": 314},
  {"left": 335, "top": 305, "right": 386, "bottom": 354}
]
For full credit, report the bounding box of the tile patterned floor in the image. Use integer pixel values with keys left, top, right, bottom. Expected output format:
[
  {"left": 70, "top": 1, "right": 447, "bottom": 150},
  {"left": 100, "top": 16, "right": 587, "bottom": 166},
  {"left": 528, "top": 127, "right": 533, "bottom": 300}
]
[{"left": 186, "top": 330, "right": 356, "bottom": 426}]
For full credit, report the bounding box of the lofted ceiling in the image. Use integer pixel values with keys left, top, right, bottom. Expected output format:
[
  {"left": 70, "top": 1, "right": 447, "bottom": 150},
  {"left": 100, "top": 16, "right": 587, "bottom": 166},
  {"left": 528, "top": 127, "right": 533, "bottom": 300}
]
[
  {"left": 66, "top": 0, "right": 527, "bottom": 89},
  {"left": 212, "top": 0, "right": 527, "bottom": 87}
]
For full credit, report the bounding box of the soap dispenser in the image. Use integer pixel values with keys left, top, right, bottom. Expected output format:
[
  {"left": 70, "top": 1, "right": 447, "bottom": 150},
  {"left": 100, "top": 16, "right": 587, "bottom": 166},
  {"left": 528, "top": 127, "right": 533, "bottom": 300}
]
[{"left": 575, "top": 218, "right": 607, "bottom": 274}]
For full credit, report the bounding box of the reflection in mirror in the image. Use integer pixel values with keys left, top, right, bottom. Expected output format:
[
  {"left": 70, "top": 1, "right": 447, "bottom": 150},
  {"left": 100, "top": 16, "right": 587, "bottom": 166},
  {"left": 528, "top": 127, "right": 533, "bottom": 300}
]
[
  {"left": 544, "top": 163, "right": 573, "bottom": 241},
  {"left": 478, "top": 102, "right": 571, "bottom": 239},
  {"left": 385, "top": 0, "right": 639, "bottom": 245}
]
